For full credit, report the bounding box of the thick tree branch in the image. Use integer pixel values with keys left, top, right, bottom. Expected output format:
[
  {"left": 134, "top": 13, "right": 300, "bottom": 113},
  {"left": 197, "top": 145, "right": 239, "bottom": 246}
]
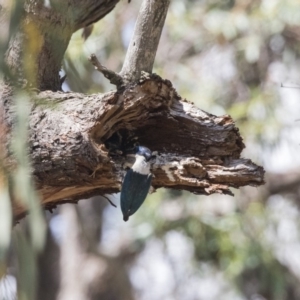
[
  {"left": 3, "top": 0, "right": 121, "bottom": 91},
  {"left": 120, "top": 0, "right": 170, "bottom": 83},
  {"left": 1, "top": 75, "right": 264, "bottom": 219}
]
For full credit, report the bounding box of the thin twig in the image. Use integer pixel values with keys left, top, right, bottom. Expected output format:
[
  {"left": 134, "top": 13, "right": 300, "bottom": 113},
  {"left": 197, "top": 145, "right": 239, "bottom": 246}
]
[
  {"left": 280, "top": 83, "right": 300, "bottom": 89},
  {"left": 102, "top": 195, "right": 117, "bottom": 208},
  {"left": 89, "top": 54, "right": 124, "bottom": 88}
]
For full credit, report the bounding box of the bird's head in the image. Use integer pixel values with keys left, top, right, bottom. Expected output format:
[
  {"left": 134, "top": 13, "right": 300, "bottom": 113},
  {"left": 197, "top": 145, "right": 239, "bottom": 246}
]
[{"left": 135, "top": 146, "right": 152, "bottom": 162}]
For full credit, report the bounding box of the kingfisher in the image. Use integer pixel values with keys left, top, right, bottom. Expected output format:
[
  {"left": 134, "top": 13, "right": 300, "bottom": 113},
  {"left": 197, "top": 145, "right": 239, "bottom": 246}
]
[{"left": 121, "top": 146, "right": 153, "bottom": 221}]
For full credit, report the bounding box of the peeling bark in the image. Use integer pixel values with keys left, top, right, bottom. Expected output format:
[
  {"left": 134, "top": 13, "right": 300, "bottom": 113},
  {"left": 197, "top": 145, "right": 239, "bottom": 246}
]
[{"left": 1, "top": 74, "right": 264, "bottom": 219}]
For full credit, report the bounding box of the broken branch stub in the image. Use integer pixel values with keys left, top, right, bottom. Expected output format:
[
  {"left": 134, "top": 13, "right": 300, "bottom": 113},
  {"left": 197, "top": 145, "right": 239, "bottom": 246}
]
[{"left": 11, "top": 74, "right": 264, "bottom": 219}]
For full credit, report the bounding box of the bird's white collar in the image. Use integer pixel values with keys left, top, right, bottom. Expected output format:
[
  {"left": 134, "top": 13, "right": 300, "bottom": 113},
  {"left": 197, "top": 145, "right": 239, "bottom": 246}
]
[{"left": 131, "top": 155, "right": 150, "bottom": 175}]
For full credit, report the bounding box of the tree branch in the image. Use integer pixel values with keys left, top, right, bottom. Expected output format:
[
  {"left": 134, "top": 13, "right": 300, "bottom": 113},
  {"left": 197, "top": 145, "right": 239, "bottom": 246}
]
[
  {"left": 1, "top": 75, "right": 264, "bottom": 220},
  {"left": 3, "top": 0, "right": 121, "bottom": 91},
  {"left": 267, "top": 170, "right": 300, "bottom": 196},
  {"left": 120, "top": 0, "right": 170, "bottom": 83}
]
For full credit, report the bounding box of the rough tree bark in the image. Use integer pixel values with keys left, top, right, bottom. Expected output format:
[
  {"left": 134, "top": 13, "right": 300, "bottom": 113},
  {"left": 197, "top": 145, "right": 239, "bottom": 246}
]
[{"left": 0, "top": 0, "right": 265, "bottom": 220}]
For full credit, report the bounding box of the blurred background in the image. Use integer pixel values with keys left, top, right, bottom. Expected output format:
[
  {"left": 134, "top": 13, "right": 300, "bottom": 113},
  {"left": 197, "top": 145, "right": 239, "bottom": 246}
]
[{"left": 1, "top": 0, "right": 300, "bottom": 299}]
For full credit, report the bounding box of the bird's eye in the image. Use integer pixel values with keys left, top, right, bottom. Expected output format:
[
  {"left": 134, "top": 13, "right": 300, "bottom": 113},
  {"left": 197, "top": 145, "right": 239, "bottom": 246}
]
[
  {"left": 136, "top": 146, "right": 152, "bottom": 160},
  {"left": 144, "top": 153, "right": 151, "bottom": 161}
]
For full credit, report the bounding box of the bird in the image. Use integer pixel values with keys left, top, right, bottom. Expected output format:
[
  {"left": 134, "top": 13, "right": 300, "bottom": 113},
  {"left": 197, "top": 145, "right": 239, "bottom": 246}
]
[{"left": 121, "top": 146, "right": 153, "bottom": 221}]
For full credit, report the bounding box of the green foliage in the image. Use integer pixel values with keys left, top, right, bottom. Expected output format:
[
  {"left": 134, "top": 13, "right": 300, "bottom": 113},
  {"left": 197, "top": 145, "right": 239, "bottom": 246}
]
[
  {"left": 129, "top": 190, "right": 300, "bottom": 298},
  {"left": 13, "top": 231, "right": 38, "bottom": 300},
  {"left": 0, "top": 182, "right": 12, "bottom": 269},
  {"left": 11, "top": 92, "right": 46, "bottom": 252}
]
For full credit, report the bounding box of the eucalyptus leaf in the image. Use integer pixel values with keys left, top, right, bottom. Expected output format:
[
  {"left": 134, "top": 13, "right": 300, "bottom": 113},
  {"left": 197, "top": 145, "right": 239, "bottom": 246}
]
[
  {"left": 0, "top": 184, "right": 12, "bottom": 264},
  {"left": 10, "top": 92, "right": 46, "bottom": 252},
  {"left": 13, "top": 231, "right": 37, "bottom": 300}
]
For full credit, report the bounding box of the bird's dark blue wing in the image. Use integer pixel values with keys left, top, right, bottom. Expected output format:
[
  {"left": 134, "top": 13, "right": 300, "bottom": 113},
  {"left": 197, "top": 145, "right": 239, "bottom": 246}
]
[
  {"left": 121, "top": 169, "right": 152, "bottom": 221},
  {"left": 128, "top": 173, "right": 152, "bottom": 216}
]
